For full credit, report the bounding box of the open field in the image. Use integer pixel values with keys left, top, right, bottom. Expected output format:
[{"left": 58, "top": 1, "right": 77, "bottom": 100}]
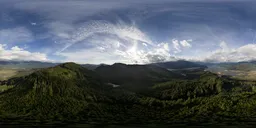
[
  {"left": 0, "top": 85, "right": 14, "bottom": 92},
  {"left": 207, "top": 65, "right": 256, "bottom": 81},
  {"left": 0, "top": 68, "right": 36, "bottom": 81},
  {"left": 232, "top": 71, "right": 256, "bottom": 81},
  {"left": 0, "top": 69, "right": 17, "bottom": 80}
]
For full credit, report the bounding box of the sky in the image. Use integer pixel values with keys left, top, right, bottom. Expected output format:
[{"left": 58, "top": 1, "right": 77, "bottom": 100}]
[{"left": 1, "top": 0, "right": 256, "bottom": 64}]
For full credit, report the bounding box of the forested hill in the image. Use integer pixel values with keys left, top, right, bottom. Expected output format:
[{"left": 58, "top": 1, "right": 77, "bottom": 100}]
[
  {"left": 151, "top": 60, "right": 207, "bottom": 69},
  {"left": 95, "top": 63, "right": 185, "bottom": 91},
  {"left": 1, "top": 62, "right": 256, "bottom": 124},
  {"left": 0, "top": 63, "right": 111, "bottom": 121}
]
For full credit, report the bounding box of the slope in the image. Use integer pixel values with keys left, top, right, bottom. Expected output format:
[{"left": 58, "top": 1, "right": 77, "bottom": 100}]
[
  {"left": 95, "top": 63, "right": 185, "bottom": 91},
  {"left": 0, "top": 62, "right": 110, "bottom": 121},
  {"left": 1, "top": 62, "right": 256, "bottom": 124},
  {"left": 151, "top": 60, "right": 207, "bottom": 70}
]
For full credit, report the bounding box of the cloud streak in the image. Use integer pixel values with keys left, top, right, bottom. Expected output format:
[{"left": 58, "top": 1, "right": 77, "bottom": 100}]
[
  {"left": 0, "top": 27, "right": 33, "bottom": 44},
  {"left": 0, "top": 0, "right": 256, "bottom": 63},
  {"left": 56, "top": 20, "right": 177, "bottom": 64},
  {"left": 54, "top": 21, "right": 152, "bottom": 52}
]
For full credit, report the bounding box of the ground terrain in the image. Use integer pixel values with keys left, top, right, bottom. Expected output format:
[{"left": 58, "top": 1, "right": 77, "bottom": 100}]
[{"left": 0, "top": 61, "right": 256, "bottom": 126}]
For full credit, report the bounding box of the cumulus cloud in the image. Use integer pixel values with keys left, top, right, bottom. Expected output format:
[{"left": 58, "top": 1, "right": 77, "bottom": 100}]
[
  {"left": 0, "top": 44, "right": 48, "bottom": 61},
  {"left": 51, "top": 20, "right": 181, "bottom": 64},
  {"left": 115, "top": 42, "right": 174, "bottom": 64},
  {"left": 180, "top": 40, "right": 192, "bottom": 48},
  {"left": 172, "top": 39, "right": 192, "bottom": 53},
  {"left": 202, "top": 42, "right": 256, "bottom": 62},
  {"left": 58, "top": 42, "right": 175, "bottom": 64},
  {"left": 172, "top": 39, "right": 181, "bottom": 53},
  {"left": 0, "top": 27, "right": 34, "bottom": 44},
  {"left": 0, "top": 0, "right": 255, "bottom": 64}
]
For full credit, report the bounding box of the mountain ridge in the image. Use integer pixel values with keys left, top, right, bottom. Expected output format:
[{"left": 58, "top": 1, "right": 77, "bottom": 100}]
[{"left": 1, "top": 62, "right": 256, "bottom": 124}]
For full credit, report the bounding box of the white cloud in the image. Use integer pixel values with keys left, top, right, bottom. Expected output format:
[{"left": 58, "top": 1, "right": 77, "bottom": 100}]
[
  {"left": 0, "top": 27, "right": 34, "bottom": 44},
  {"left": 58, "top": 42, "right": 175, "bottom": 64},
  {"left": 57, "top": 48, "right": 124, "bottom": 64},
  {"left": 54, "top": 20, "right": 177, "bottom": 64},
  {"left": 219, "top": 41, "right": 229, "bottom": 51},
  {"left": 158, "top": 42, "right": 256, "bottom": 63},
  {"left": 142, "top": 43, "right": 148, "bottom": 47},
  {"left": 238, "top": 44, "right": 256, "bottom": 55},
  {"left": 47, "top": 22, "right": 74, "bottom": 40},
  {"left": 0, "top": 0, "right": 252, "bottom": 64},
  {"left": 172, "top": 39, "right": 192, "bottom": 53},
  {"left": 11, "top": 46, "right": 23, "bottom": 51},
  {"left": 30, "top": 22, "right": 37, "bottom": 26},
  {"left": 53, "top": 20, "right": 152, "bottom": 53},
  {"left": 0, "top": 44, "right": 48, "bottom": 61},
  {"left": 172, "top": 39, "right": 181, "bottom": 53},
  {"left": 52, "top": 20, "right": 175, "bottom": 64},
  {"left": 201, "top": 42, "right": 256, "bottom": 62},
  {"left": 180, "top": 40, "right": 192, "bottom": 48},
  {"left": 116, "top": 42, "right": 173, "bottom": 63}
]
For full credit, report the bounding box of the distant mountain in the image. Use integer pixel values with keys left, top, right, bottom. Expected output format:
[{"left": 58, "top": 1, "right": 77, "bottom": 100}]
[
  {"left": 0, "top": 61, "right": 59, "bottom": 80},
  {"left": 204, "top": 61, "right": 256, "bottom": 80},
  {"left": 0, "top": 62, "right": 226, "bottom": 123},
  {"left": 95, "top": 63, "right": 185, "bottom": 91},
  {"left": 151, "top": 60, "right": 207, "bottom": 69},
  {"left": 0, "top": 60, "right": 103, "bottom": 70},
  {"left": 0, "top": 60, "right": 58, "bottom": 69},
  {"left": 81, "top": 64, "right": 105, "bottom": 70},
  {"left": 205, "top": 60, "right": 256, "bottom": 71},
  {"left": 1, "top": 62, "right": 256, "bottom": 124},
  {"left": 218, "top": 61, "right": 256, "bottom": 71},
  {"left": 0, "top": 60, "right": 207, "bottom": 70}
]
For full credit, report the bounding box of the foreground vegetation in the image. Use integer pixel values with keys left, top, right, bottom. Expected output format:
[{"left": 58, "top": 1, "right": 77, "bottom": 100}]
[{"left": 0, "top": 62, "right": 256, "bottom": 125}]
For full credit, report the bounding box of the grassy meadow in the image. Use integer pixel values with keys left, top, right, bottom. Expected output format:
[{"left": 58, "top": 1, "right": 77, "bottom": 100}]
[
  {"left": 0, "top": 68, "right": 36, "bottom": 81},
  {"left": 0, "top": 85, "right": 13, "bottom": 92}
]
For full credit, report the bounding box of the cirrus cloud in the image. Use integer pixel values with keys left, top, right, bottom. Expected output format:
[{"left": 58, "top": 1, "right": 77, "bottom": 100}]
[
  {"left": 0, "top": 27, "right": 34, "bottom": 44},
  {"left": 53, "top": 20, "right": 174, "bottom": 64}
]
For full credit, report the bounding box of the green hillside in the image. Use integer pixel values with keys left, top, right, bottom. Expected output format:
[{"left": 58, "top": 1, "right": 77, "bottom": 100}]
[
  {"left": 151, "top": 60, "right": 207, "bottom": 69},
  {"left": 0, "top": 63, "right": 110, "bottom": 122},
  {"left": 207, "top": 61, "right": 256, "bottom": 80},
  {"left": 218, "top": 62, "right": 256, "bottom": 71},
  {"left": 1, "top": 63, "right": 256, "bottom": 124},
  {"left": 95, "top": 63, "right": 185, "bottom": 92}
]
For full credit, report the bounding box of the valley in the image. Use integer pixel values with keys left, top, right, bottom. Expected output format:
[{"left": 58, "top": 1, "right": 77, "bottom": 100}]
[
  {"left": 2, "top": 0, "right": 256, "bottom": 127},
  {"left": 0, "top": 61, "right": 256, "bottom": 126},
  {"left": 0, "top": 68, "right": 36, "bottom": 81},
  {"left": 207, "top": 62, "right": 256, "bottom": 81}
]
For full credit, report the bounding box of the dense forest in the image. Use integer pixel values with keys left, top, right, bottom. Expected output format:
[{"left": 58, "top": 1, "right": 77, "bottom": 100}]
[{"left": 1, "top": 62, "right": 256, "bottom": 125}]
